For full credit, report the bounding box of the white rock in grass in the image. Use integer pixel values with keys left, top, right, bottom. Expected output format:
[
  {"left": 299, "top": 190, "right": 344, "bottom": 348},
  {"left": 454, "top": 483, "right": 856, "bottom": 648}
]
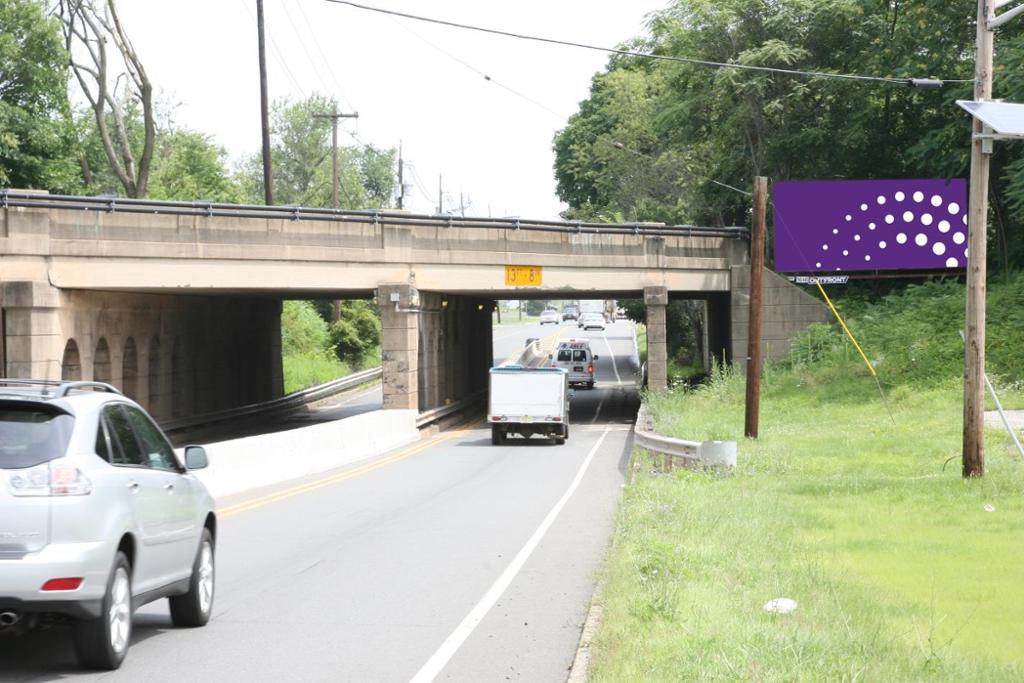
[
  {"left": 984, "top": 503, "right": 996, "bottom": 512},
  {"left": 763, "top": 597, "right": 798, "bottom": 614}
]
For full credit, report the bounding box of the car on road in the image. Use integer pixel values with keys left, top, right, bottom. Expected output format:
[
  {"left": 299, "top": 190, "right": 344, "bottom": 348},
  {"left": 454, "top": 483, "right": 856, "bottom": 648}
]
[
  {"left": 549, "top": 340, "right": 598, "bottom": 389},
  {"left": 580, "top": 313, "right": 606, "bottom": 331},
  {"left": 539, "top": 308, "right": 559, "bottom": 325},
  {"left": 561, "top": 304, "right": 579, "bottom": 322},
  {"left": 0, "top": 379, "right": 216, "bottom": 670}
]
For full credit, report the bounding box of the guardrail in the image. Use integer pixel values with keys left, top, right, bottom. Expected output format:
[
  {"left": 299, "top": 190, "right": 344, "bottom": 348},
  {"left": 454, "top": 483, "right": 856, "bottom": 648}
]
[
  {"left": 162, "top": 367, "right": 381, "bottom": 435},
  {"left": 0, "top": 190, "right": 747, "bottom": 239},
  {"left": 633, "top": 405, "right": 736, "bottom": 469},
  {"left": 415, "top": 391, "right": 485, "bottom": 429}
]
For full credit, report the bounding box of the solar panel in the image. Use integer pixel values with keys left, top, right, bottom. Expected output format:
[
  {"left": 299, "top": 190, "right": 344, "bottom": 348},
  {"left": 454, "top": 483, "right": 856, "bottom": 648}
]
[{"left": 957, "top": 100, "right": 1024, "bottom": 138}]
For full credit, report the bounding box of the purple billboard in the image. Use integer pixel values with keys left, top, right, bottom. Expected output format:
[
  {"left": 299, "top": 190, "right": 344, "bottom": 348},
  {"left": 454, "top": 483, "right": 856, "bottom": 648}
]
[{"left": 773, "top": 178, "right": 968, "bottom": 273}]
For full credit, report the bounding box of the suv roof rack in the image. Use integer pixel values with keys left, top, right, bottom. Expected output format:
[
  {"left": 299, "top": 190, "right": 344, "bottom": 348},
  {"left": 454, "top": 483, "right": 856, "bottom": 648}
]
[{"left": 0, "top": 379, "right": 122, "bottom": 398}]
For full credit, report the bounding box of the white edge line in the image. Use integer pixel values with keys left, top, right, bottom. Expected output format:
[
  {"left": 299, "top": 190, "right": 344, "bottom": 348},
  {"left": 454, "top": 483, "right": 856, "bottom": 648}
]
[
  {"left": 408, "top": 427, "right": 612, "bottom": 683},
  {"left": 603, "top": 331, "right": 621, "bottom": 384}
]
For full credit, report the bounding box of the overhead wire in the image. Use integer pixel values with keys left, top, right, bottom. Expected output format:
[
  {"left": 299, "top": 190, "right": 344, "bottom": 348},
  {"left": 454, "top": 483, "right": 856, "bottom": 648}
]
[
  {"left": 386, "top": 17, "right": 566, "bottom": 120},
  {"left": 237, "top": 0, "right": 307, "bottom": 97},
  {"left": 282, "top": 0, "right": 335, "bottom": 96},
  {"left": 294, "top": 0, "right": 358, "bottom": 110},
  {"left": 323, "top": 0, "right": 974, "bottom": 86}
]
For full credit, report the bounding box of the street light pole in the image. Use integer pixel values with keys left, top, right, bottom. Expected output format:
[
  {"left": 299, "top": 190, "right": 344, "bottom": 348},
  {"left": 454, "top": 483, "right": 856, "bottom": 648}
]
[{"left": 963, "top": 0, "right": 996, "bottom": 477}]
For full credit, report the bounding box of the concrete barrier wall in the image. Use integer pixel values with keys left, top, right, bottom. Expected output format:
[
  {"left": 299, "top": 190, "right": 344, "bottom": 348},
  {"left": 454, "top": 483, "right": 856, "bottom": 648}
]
[{"left": 189, "top": 409, "right": 419, "bottom": 500}]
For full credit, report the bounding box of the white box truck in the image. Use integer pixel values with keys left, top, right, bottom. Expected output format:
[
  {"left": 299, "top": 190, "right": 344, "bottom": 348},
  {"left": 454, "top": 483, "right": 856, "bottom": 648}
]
[{"left": 488, "top": 366, "right": 570, "bottom": 445}]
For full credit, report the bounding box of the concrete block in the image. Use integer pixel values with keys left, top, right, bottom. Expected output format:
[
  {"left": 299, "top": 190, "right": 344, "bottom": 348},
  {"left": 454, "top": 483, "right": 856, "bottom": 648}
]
[
  {"left": 644, "top": 286, "right": 669, "bottom": 306},
  {"left": 382, "top": 356, "right": 417, "bottom": 374},
  {"left": 646, "top": 360, "right": 667, "bottom": 390},
  {"left": 646, "top": 322, "right": 667, "bottom": 340},
  {"left": 731, "top": 266, "right": 751, "bottom": 289},
  {"left": 190, "top": 409, "right": 419, "bottom": 499},
  {"left": 1, "top": 280, "right": 61, "bottom": 309},
  {"left": 383, "top": 392, "right": 418, "bottom": 410},
  {"left": 382, "top": 327, "right": 418, "bottom": 352},
  {"left": 2, "top": 308, "right": 61, "bottom": 336},
  {"left": 6, "top": 360, "right": 60, "bottom": 380}
]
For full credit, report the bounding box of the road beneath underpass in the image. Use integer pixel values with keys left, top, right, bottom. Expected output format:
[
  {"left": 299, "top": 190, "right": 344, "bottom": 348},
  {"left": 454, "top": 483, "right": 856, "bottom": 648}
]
[{"left": 1, "top": 320, "right": 640, "bottom": 682}]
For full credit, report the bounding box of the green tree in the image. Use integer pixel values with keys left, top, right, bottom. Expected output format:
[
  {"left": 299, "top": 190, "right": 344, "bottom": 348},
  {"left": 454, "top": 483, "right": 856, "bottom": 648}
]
[
  {"left": 281, "top": 300, "right": 331, "bottom": 357},
  {"left": 554, "top": 0, "right": 1022, "bottom": 250},
  {"left": 237, "top": 94, "right": 397, "bottom": 208},
  {"left": 147, "top": 130, "right": 243, "bottom": 203},
  {"left": 0, "top": 0, "right": 77, "bottom": 191},
  {"left": 329, "top": 300, "right": 381, "bottom": 367}
]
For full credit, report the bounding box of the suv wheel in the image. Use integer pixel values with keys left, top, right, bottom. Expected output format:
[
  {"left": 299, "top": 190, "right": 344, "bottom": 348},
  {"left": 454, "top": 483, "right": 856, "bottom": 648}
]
[
  {"left": 169, "top": 528, "right": 215, "bottom": 627},
  {"left": 74, "top": 551, "right": 132, "bottom": 670}
]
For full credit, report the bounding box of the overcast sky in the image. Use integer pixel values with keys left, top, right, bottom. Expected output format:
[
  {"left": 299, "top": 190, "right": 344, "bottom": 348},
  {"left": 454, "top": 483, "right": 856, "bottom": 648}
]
[{"left": 111, "top": 0, "right": 668, "bottom": 219}]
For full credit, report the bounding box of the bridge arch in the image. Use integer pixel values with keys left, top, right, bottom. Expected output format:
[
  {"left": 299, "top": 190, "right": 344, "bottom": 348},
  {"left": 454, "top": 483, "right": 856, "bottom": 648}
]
[
  {"left": 93, "top": 337, "right": 111, "bottom": 383},
  {"left": 122, "top": 337, "right": 138, "bottom": 398},
  {"left": 148, "top": 336, "right": 162, "bottom": 415},
  {"left": 61, "top": 339, "right": 81, "bottom": 380}
]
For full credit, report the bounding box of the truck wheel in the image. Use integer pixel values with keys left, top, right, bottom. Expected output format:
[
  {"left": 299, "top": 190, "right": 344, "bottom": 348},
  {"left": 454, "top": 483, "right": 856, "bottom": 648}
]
[
  {"left": 587, "top": 381, "right": 595, "bottom": 389},
  {"left": 491, "top": 426, "right": 502, "bottom": 445}
]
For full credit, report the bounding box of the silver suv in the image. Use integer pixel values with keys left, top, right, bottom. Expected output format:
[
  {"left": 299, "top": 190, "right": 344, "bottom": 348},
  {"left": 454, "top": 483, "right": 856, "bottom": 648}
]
[{"left": 0, "top": 380, "right": 216, "bottom": 670}]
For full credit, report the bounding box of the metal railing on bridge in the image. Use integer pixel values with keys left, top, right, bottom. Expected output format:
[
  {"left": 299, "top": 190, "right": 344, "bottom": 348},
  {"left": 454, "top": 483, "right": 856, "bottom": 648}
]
[{"left": 0, "top": 190, "right": 747, "bottom": 239}]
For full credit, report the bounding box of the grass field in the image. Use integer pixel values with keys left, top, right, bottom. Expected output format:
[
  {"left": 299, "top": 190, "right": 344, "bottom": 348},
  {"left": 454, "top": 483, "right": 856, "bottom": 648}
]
[
  {"left": 282, "top": 353, "right": 351, "bottom": 394},
  {"left": 591, "top": 362, "right": 1024, "bottom": 682}
]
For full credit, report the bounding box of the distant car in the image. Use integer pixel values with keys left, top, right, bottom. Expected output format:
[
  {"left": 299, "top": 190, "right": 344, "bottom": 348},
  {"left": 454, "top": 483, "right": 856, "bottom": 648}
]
[
  {"left": 581, "top": 313, "right": 606, "bottom": 331},
  {"left": 562, "top": 305, "right": 579, "bottom": 321},
  {"left": 0, "top": 379, "right": 216, "bottom": 670},
  {"left": 539, "top": 309, "right": 559, "bottom": 325}
]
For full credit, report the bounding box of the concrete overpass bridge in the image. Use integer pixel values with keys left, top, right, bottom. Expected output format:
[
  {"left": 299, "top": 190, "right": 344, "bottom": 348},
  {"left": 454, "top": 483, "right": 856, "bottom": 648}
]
[{"left": 0, "top": 191, "right": 828, "bottom": 421}]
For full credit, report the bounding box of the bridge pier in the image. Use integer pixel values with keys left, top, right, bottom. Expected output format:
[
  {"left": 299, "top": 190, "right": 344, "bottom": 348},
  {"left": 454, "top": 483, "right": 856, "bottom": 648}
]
[
  {"left": 379, "top": 284, "right": 420, "bottom": 410},
  {"left": 644, "top": 286, "right": 669, "bottom": 391},
  {"left": 379, "top": 285, "right": 494, "bottom": 413}
]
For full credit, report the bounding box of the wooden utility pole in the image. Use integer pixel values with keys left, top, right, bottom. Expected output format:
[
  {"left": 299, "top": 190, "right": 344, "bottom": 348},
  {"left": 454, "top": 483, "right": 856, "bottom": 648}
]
[
  {"left": 397, "top": 141, "right": 404, "bottom": 210},
  {"left": 256, "top": 0, "right": 273, "bottom": 205},
  {"left": 963, "top": 0, "right": 994, "bottom": 477},
  {"left": 313, "top": 110, "right": 359, "bottom": 209},
  {"left": 744, "top": 176, "right": 768, "bottom": 438}
]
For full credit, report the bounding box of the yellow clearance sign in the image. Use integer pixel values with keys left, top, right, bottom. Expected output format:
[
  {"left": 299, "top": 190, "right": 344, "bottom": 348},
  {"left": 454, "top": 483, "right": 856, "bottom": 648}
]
[{"left": 504, "top": 265, "right": 542, "bottom": 287}]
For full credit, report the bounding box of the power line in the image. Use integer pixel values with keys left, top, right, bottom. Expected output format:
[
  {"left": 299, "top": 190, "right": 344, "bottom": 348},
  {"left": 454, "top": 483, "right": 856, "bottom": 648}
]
[
  {"left": 387, "top": 17, "right": 566, "bottom": 119},
  {"left": 294, "top": 0, "right": 357, "bottom": 111},
  {"left": 323, "top": 0, "right": 974, "bottom": 87},
  {"left": 237, "top": 0, "right": 307, "bottom": 96},
  {"left": 282, "top": 0, "right": 335, "bottom": 95}
]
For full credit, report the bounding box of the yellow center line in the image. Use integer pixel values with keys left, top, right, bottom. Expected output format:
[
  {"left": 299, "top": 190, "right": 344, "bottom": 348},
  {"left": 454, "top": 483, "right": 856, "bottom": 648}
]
[{"left": 219, "top": 420, "right": 483, "bottom": 519}]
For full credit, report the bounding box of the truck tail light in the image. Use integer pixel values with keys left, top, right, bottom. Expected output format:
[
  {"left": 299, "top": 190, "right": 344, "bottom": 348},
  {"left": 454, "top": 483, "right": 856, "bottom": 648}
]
[
  {"left": 588, "top": 364, "right": 594, "bottom": 374},
  {"left": 7, "top": 458, "right": 92, "bottom": 497}
]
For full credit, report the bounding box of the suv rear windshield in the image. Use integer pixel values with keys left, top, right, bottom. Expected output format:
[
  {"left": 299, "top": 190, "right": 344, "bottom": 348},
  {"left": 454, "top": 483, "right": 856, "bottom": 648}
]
[{"left": 0, "top": 404, "right": 74, "bottom": 469}]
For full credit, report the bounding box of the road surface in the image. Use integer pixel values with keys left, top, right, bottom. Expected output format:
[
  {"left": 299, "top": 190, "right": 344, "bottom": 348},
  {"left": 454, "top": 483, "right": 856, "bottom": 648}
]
[{"left": 1, "top": 320, "right": 639, "bottom": 682}]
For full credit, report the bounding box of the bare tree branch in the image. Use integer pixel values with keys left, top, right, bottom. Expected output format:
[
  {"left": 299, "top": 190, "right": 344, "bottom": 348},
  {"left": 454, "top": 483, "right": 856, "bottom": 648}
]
[{"left": 58, "top": 0, "right": 154, "bottom": 197}]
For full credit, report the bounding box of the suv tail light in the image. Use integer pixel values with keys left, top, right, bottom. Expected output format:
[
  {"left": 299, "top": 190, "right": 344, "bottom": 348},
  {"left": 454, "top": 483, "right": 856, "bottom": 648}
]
[
  {"left": 7, "top": 458, "right": 92, "bottom": 497},
  {"left": 588, "top": 364, "right": 594, "bottom": 374}
]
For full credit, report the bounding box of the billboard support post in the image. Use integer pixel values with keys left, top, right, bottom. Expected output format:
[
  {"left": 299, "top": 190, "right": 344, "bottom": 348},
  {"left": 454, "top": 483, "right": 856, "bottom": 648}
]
[{"left": 745, "top": 176, "right": 768, "bottom": 439}]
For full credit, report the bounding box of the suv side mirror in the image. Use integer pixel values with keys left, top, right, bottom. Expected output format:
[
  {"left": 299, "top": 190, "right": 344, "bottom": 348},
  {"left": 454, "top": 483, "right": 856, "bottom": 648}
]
[
  {"left": 593, "top": 355, "right": 599, "bottom": 360},
  {"left": 548, "top": 353, "right": 553, "bottom": 359},
  {"left": 184, "top": 445, "right": 209, "bottom": 470}
]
